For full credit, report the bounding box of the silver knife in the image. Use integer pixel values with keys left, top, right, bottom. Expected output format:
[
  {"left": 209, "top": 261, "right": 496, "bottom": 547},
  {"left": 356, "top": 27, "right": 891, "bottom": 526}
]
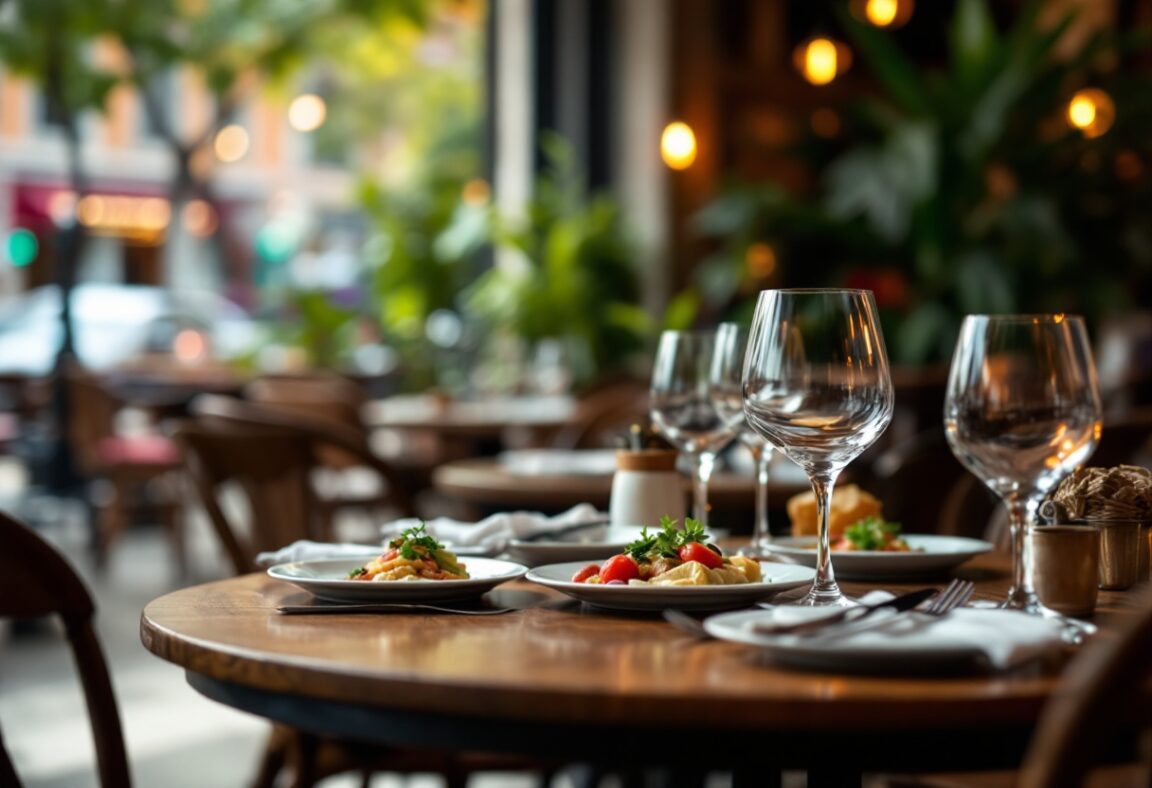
[
  {"left": 750, "top": 587, "right": 937, "bottom": 635},
  {"left": 276, "top": 603, "right": 515, "bottom": 615}
]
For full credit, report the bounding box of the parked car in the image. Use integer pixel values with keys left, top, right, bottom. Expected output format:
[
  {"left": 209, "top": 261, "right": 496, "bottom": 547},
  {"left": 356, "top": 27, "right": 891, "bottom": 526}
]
[{"left": 0, "top": 283, "right": 263, "bottom": 375}]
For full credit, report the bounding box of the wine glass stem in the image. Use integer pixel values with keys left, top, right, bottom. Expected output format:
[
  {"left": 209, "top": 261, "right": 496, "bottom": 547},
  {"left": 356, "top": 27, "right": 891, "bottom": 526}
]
[
  {"left": 809, "top": 471, "right": 843, "bottom": 602},
  {"left": 1004, "top": 498, "right": 1039, "bottom": 609},
  {"left": 692, "top": 451, "right": 716, "bottom": 526},
  {"left": 751, "top": 444, "right": 771, "bottom": 551}
]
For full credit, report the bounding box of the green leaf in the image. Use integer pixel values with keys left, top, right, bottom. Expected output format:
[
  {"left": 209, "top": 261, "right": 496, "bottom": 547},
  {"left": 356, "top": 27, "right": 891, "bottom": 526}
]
[
  {"left": 949, "top": 0, "right": 1000, "bottom": 90},
  {"left": 837, "top": 6, "right": 932, "bottom": 116}
]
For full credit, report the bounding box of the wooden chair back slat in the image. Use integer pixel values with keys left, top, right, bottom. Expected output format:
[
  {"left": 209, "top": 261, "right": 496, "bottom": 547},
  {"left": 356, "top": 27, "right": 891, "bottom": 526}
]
[
  {"left": 1020, "top": 586, "right": 1152, "bottom": 788},
  {"left": 175, "top": 420, "right": 322, "bottom": 575},
  {"left": 0, "top": 512, "right": 130, "bottom": 788}
]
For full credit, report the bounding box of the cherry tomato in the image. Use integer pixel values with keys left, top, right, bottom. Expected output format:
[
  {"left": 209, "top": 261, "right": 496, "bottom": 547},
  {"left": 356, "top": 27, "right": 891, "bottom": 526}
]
[
  {"left": 571, "top": 563, "right": 601, "bottom": 583},
  {"left": 678, "top": 542, "right": 723, "bottom": 569},
  {"left": 598, "top": 554, "right": 640, "bottom": 584}
]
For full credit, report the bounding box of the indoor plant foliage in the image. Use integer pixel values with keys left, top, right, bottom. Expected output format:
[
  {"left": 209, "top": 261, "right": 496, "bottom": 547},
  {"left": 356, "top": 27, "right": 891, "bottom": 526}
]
[{"left": 696, "top": 0, "right": 1152, "bottom": 365}]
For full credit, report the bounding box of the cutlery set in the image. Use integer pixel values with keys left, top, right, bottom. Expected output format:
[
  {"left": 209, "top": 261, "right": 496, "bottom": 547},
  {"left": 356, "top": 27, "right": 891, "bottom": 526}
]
[{"left": 662, "top": 579, "right": 976, "bottom": 640}]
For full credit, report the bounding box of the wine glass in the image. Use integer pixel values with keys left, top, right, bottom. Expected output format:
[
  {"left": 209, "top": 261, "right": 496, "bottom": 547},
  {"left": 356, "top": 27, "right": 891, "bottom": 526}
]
[
  {"left": 943, "top": 314, "right": 1101, "bottom": 615},
  {"left": 742, "top": 289, "right": 894, "bottom": 606},
  {"left": 650, "top": 330, "right": 736, "bottom": 526},
  {"left": 710, "top": 322, "right": 775, "bottom": 556}
]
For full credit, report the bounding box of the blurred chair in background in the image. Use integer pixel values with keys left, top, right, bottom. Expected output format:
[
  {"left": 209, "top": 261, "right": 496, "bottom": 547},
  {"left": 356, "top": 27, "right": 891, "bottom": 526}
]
[
  {"left": 0, "top": 510, "right": 131, "bottom": 788},
  {"left": 65, "top": 366, "right": 184, "bottom": 573},
  {"left": 245, "top": 374, "right": 409, "bottom": 536},
  {"left": 551, "top": 378, "right": 649, "bottom": 450}
]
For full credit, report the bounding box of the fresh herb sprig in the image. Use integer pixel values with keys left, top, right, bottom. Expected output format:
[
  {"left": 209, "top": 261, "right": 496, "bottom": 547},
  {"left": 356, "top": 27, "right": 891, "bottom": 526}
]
[
  {"left": 625, "top": 516, "right": 717, "bottom": 561},
  {"left": 388, "top": 523, "right": 444, "bottom": 560},
  {"left": 842, "top": 517, "right": 902, "bottom": 551}
]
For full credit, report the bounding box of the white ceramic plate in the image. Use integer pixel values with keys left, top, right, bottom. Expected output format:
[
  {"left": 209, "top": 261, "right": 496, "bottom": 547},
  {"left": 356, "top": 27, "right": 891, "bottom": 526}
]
[
  {"left": 525, "top": 560, "right": 816, "bottom": 611},
  {"left": 505, "top": 524, "right": 648, "bottom": 566},
  {"left": 703, "top": 607, "right": 1064, "bottom": 674},
  {"left": 267, "top": 557, "right": 528, "bottom": 603},
  {"left": 766, "top": 535, "right": 994, "bottom": 579}
]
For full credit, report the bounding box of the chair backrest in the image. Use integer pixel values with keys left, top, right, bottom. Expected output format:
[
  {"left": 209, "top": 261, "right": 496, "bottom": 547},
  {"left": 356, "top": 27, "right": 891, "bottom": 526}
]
[
  {"left": 245, "top": 375, "right": 369, "bottom": 470},
  {"left": 65, "top": 367, "right": 124, "bottom": 475},
  {"left": 177, "top": 395, "right": 412, "bottom": 573},
  {"left": 1018, "top": 585, "right": 1152, "bottom": 788},
  {"left": 552, "top": 380, "right": 649, "bottom": 450},
  {"left": 863, "top": 429, "right": 999, "bottom": 540},
  {"left": 0, "top": 512, "right": 130, "bottom": 787}
]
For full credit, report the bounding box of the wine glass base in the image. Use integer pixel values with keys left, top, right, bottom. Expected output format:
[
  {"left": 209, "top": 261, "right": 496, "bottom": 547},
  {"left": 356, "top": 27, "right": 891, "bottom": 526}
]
[
  {"left": 794, "top": 583, "right": 855, "bottom": 607},
  {"left": 738, "top": 538, "right": 774, "bottom": 559},
  {"left": 998, "top": 591, "right": 1097, "bottom": 644}
]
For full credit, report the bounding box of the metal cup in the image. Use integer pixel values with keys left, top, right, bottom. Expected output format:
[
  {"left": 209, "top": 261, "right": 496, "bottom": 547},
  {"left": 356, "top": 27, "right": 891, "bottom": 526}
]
[
  {"left": 1093, "top": 520, "right": 1147, "bottom": 591},
  {"left": 1031, "top": 525, "right": 1100, "bottom": 617}
]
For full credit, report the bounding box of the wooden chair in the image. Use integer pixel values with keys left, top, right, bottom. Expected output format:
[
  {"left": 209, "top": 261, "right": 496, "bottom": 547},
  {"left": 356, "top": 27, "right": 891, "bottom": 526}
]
[
  {"left": 177, "top": 394, "right": 413, "bottom": 572},
  {"left": 174, "top": 395, "right": 552, "bottom": 787},
  {"left": 244, "top": 375, "right": 414, "bottom": 536},
  {"left": 65, "top": 366, "right": 184, "bottom": 572},
  {"left": 0, "top": 510, "right": 130, "bottom": 787},
  {"left": 880, "top": 587, "right": 1152, "bottom": 788},
  {"left": 1019, "top": 585, "right": 1152, "bottom": 788}
]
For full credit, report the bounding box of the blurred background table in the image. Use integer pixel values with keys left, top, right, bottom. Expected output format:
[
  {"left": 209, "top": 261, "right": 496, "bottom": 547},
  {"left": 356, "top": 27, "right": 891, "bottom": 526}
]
[{"left": 432, "top": 450, "right": 812, "bottom": 532}]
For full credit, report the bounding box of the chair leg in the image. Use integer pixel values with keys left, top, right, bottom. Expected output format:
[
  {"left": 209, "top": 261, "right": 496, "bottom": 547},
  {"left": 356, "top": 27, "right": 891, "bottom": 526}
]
[
  {"left": 252, "top": 725, "right": 291, "bottom": 788},
  {"left": 95, "top": 479, "right": 128, "bottom": 569}
]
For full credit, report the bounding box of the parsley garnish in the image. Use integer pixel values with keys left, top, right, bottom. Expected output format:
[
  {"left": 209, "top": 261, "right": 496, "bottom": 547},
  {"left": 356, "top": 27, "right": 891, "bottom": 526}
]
[
  {"left": 347, "top": 566, "right": 367, "bottom": 579},
  {"left": 624, "top": 516, "right": 717, "bottom": 561},
  {"left": 388, "top": 523, "right": 443, "bottom": 560},
  {"left": 842, "top": 517, "right": 902, "bottom": 551}
]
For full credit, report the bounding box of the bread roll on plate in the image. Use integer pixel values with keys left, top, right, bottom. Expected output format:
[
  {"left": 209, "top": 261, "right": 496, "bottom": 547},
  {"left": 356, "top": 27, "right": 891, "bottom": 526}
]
[{"left": 786, "top": 484, "right": 882, "bottom": 538}]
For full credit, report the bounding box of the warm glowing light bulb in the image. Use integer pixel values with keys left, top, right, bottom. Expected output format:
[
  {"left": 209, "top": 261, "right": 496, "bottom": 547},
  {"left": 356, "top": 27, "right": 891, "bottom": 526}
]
[
  {"left": 214, "top": 124, "right": 250, "bottom": 162},
  {"left": 1066, "top": 88, "right": 1115, "bottom": 139},
  {"left": 852, "top": 0, "right": 913, "bottom": 28},
  {"left": 1068, "top": 96, "right": 1096, "bottom": 129},
  {"left": 288, "top": 93, "right": 327, "bottom": 132},
  {"left": 661, "top": 121, "right": 697, "bottom": 170},
  {"left": 866, "top": 0, "right": 899, "bottom": 26},
  {"left": 795, "top": 38, "right": 850, "bottom": 86}
]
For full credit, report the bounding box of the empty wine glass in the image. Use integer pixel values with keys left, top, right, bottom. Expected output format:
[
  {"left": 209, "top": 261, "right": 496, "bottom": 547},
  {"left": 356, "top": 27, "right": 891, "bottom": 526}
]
[
  {"left": 943, "top": 314, "right": 1101, "bottom": 615},
  {"left": 710, "top": 322, "right": 775, "bottom": 557},
  {"left": 743, "top": 289, "right": 894, "bottom": 606},
  {"left": 650, "top": 330, "right": 736, "bottom": 526}
]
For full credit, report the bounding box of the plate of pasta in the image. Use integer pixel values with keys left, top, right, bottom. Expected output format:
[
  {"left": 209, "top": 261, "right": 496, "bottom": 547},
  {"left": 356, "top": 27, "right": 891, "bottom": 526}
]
[
  {"left": 267, "top": 524, "right": 528, "bottom": 603},
  {"left": 268, "top": 557, "right": 528, "bottom": 603},
  {"left": 526, "top": 560, "right": 814, "bottom": 611},
  {"left": 524, "top": 517, "right": 815, "bottom": 611}
]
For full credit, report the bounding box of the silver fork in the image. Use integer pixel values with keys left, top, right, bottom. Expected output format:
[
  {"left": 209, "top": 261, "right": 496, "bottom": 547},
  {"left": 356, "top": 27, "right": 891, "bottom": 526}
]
[
  {"left": 922, "top": 578, "right": 975, "bottom": 616},
  {"left": 799, "top": 578, "right": 975, "bottom": 640}
]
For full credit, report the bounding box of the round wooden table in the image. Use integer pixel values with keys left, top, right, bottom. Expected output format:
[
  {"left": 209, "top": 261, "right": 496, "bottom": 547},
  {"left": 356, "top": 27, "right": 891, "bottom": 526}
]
[{"left": 138, "top": 553, "right": 1139, "bottom": 780}]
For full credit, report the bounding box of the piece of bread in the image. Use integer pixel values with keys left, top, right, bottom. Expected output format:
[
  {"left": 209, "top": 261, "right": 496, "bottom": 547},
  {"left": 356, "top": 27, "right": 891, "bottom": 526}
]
[{"left": 786, "top": 484, "right": 882, "bottom": 538}]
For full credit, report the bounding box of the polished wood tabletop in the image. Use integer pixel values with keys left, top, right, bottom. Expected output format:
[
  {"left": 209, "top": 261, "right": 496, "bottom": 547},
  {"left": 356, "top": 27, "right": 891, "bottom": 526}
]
[{"left": 138, "top": 552, "right": 1143, "bottom": 776}]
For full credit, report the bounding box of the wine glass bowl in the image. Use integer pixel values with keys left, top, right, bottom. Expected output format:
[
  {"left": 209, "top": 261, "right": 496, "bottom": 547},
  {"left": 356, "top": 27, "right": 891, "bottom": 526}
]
[
  {"left": 649, "top": 330, "right": 736, "bottom": 526},
  {"left": 742, "top": 289, "right": 894, "bottom": 606},
  {"left": 711, "top": 323, "right": 775, "bottom": 556},
  {"left": 944, "top": 314, "right": 1102, "bottom": 614}
]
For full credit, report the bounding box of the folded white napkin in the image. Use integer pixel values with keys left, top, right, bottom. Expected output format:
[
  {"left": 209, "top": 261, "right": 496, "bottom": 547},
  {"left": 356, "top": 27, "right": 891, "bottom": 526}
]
[
  {"left": 255, "top": 541, "right": 382, "bottom": 568},
  {"left": 380, "top": 503, "right": 606, "bottom": 552},
  {"left": 749, "top": 601, "right": 1064, "bottom": 671}
]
